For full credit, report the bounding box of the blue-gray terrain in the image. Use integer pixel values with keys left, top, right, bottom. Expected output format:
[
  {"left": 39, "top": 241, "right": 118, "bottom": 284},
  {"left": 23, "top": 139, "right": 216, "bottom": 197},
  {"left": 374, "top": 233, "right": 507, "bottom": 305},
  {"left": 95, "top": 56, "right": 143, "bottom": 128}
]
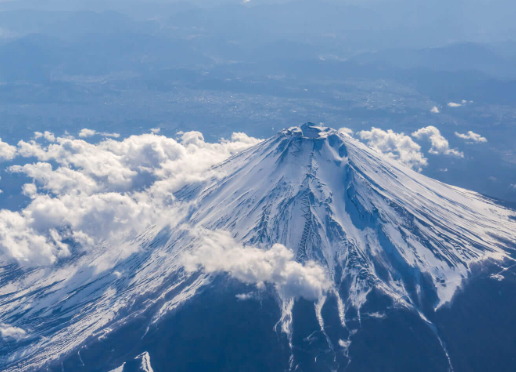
[{"left": 0, "top": 1, "right": 515, "bottom": 204}]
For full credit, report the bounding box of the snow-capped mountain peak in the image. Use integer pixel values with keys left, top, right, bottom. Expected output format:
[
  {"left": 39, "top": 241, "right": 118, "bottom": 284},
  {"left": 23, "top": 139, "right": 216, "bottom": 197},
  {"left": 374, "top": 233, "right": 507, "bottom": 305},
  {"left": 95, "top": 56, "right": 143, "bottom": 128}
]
[
  {"left": 183, "top": 122, "right": 515, "bottom": 309},
  {"left": 286, "top": 122, "right": 333, "bottom": 138},
  {"left": 1, "top": 123, "right": 515, "bottom": 371}
]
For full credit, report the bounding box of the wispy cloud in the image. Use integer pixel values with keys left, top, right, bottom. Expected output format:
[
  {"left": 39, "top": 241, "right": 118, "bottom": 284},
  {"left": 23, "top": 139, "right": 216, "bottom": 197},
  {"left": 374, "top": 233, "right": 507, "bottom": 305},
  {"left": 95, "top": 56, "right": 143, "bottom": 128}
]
[
  {"left": 455, "top": 131, "right": 487, "bottom": 143},
  {"left": 338, "top": 127, "right": 354, "bottom": 137},
  {"left": 79, "top": 128, "right": 120, "bottom": 138}
]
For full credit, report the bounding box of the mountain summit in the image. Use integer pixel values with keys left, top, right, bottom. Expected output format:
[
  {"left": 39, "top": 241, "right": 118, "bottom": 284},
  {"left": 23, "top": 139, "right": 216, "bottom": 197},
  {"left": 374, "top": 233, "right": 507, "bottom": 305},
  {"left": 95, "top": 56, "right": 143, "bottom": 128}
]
[
  {"left": 1, "top": 124, "right": 515, "bottom": 372},
  {"left": 183, "top": 122, "right": 514, "bottom": 307}
]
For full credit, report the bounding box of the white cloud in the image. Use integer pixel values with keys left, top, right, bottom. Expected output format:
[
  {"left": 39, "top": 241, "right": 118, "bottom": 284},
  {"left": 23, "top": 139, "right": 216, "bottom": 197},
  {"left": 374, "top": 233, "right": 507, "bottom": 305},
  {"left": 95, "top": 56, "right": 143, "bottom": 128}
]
[
  {"left": 412, "top": 126, "right": 463, "bottom": 157},
  {"left": 0, "top": 323, "right": 26, "bottom": 341},
  {"left": 43, "top": 131, "right": 56, "bottom": 142},
  {"left": 0, "top": 131, "right": 261, "bottom": 266},
  {"left": 357, "top": 127, "right": 428, "bottom": 171},
  {"left": 511, "top": 184, "right": 516, "bottom": 190},
  {"left": 0, "top": 138, "right": 16, "bottom": 161},
  {"left": 430, "top": 106, "right": 440, "bottom": 113},
  {"left": 455, "top": 131, "right": 487, "bottom": 143},
  {"left": 79, "top": 128, "right": 120, "bottom": 138},
  {"left": 490, "top": 273, "right": 504, "bottom": 281},
  {"left": 235, "top": 293, "right": 256, "bottom": 300},
  {"left": 34, "top": 131, "right": 55, "bottom": 142},
  {"left": 182, "top": 229, "right": 331, "bottom": 301},
  {"left": 22, "top": 183, "right": 38, "bottom": 198},
  {"left": 338, "top": 127, "right": 354, "bottom": 137},
  {"left": 448, "top": 102, "right": 462, "bottom": 107},
  {"left": 151, "top": 128, "right": 161, "bottom": 134},
  {"left": 104, "top": 132, "right": 121, "bottom": 138},
  {"left": 78, "top": 128, "right": 97, "bottom": 138}
]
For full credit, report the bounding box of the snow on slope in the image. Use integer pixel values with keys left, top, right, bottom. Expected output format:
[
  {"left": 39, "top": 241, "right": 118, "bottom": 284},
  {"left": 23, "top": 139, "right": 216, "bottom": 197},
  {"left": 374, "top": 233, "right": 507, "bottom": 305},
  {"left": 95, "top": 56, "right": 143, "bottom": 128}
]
[
  {"left": 0, "top": 123, "right": 515, "bottom": 371},
  {"left": 108, "top": 351, "right": 153, "bottom": 372},
  {"left": 183, "top": 123, "right": 515, "bottom": 308},
  {"left": 136, "top": 352, "right": 154, "bottom": 372}
]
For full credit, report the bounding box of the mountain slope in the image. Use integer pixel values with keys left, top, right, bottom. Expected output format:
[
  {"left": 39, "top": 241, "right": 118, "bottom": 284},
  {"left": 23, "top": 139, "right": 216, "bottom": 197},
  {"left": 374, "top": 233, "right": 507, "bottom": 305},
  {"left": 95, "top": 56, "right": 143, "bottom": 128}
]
[
  {"left": 182, "top": 123, "right": 514, "bottom": 308},
  {"left": 0, "top": 123, "right": 515, "bottom": 372}
]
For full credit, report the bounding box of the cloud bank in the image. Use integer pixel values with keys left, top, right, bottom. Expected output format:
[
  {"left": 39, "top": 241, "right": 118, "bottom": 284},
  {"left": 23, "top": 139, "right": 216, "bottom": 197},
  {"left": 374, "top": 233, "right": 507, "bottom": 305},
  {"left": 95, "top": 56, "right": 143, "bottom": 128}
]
[
  {"left": 0, "top": 130, "right": 261, "bottom": 266},
  {"left": 182, "top": 229, "right": 331, "bottom": 301},
  {"left": 357, "top": 127, "right": 428, "bottom": 171}
]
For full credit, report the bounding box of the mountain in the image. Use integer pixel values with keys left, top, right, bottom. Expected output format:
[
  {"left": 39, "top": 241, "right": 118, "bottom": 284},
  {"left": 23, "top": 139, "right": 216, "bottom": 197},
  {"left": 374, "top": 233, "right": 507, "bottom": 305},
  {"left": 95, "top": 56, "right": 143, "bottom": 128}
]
[{"left": 1, "top": 123, "right": 515, "bottom": 372}]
